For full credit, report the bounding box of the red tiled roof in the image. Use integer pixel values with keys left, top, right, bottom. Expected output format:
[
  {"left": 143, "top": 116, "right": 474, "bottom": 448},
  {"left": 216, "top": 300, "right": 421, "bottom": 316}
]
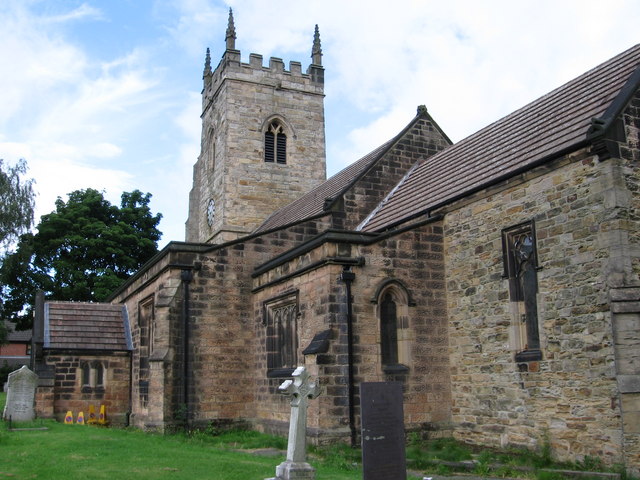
[
  {"left": 360, "top": 44, "right": 640, "bottom": 232},
  {"left": 45, "top": 302, "right": 132, "bottom": 351}
]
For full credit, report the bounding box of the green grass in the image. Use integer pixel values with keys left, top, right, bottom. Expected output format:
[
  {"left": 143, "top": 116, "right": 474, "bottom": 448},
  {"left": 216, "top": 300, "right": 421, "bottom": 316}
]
[
  {"left": 0, "top": 392, "right": 361, "bottom": 480},
  {"left": 1, "top": 393, "right": 635, "bottom": 480}
]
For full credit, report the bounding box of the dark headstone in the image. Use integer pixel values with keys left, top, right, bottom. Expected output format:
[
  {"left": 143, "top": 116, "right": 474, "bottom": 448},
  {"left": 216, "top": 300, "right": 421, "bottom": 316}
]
[{"left": 360, "top": 382, "right": 406, "bottom": 480}]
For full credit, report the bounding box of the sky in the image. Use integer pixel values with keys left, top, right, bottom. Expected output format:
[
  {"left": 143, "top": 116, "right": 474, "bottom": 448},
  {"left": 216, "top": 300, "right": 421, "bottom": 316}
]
[{"left": 0, "top": 0, "right": 638, "bottom": 245}]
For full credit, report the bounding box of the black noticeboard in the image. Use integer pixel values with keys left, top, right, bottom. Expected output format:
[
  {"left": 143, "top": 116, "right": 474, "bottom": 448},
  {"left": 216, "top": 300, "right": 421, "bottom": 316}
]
[{"left": 360, "top": 381, "right": 406, "bottom": 480}]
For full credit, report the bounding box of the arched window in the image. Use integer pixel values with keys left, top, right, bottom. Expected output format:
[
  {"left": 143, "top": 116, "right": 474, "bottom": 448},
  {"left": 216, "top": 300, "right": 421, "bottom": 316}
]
[
  {"left": 375, "top": 281, "right": 412, "bottom": 374},
  {"left": 81, "top": 362, "right": 91, "bottom": 387},
  {"left": 264, "top": 120, "right": 287, "bottom": 164},
  {"left": 94, "top": 362, "right": 105, "bottom": 388},
  {"left": 80, "top": 361, "right": 107, "bottom": 390},
  {"left": 380, "top": 293, "right": 399, "bottom": 366}
]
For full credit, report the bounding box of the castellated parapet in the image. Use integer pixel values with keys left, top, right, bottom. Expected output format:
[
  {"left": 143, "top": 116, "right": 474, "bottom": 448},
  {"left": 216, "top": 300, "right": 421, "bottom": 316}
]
[
  {"left": 186, "top": 17, "right": 327, "bottom": 245},
  {"left": 204, "top": 50, "right": 324, "bottom": 101}
]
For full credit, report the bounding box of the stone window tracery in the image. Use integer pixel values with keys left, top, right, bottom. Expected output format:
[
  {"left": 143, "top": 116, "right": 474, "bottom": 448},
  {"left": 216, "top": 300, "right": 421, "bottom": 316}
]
[
  {"left": 264, "top": 120, "right": 287, "bottom": 164},
  {"left": 263, "top": 292, "right": 298, "bottom": 377}
]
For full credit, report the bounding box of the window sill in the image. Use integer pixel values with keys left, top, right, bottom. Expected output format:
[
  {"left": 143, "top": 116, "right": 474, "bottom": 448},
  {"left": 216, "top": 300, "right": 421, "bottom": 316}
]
[
  {"left": 267, "top": 367, "right": 296, "bottom": 378},
  {"left": 383, "top": 364, "right": 409, "bottom": 374},
  {"left": 515, "top": 349, "right": 542, "bottom": 363}
]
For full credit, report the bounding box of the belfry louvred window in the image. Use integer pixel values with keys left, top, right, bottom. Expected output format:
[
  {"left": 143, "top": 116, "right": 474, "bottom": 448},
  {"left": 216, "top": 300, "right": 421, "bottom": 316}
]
[{"left": 264, "top": 121, "right": 287, "bottom": 164}]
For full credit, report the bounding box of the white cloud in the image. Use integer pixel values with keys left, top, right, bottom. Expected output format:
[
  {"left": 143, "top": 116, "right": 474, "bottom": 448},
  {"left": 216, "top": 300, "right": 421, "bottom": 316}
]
[
  {"left": 90, "top": 143, "right": 123, "bottom": 158},
  {"left": 1, "top": 0, "right": 638, "bottom": 244},
  {"left": 42, "top": 3, "right": 103, "bottom": 24},
  {"left": 0, "top": 2, "right": 173, "bottom": 233}
]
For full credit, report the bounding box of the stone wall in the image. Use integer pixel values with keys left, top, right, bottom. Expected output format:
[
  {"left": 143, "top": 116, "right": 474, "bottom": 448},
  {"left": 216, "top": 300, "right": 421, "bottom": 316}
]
[
  {"left": 114, "top": 219, "right": 332, "bottom": 430},
  {"left": 442, "top": 146, "right": 631, "bottom": 466},
  {"left": 341, "top": 114, "right": 450, "bottom": 230},
  {"left": 187, "top": 49, "right": 326, "bottom": 244},
  {"left": 611, "top": 90, "right": 640, "bottom": 472},
  {"left": 38, "top": 351, "right": 130, "bottom": 424},
  {"left": 252, "top": 221, "right": 450, "bottom": 441}
]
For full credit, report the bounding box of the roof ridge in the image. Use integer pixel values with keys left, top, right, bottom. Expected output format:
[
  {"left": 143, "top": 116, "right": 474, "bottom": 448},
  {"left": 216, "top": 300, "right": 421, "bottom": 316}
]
[
  {"left": 254, "top": 111, "right": 429, "bottom": 233},
  {"left": 362, "top": 43, "right": 640, "bottom": 232}
]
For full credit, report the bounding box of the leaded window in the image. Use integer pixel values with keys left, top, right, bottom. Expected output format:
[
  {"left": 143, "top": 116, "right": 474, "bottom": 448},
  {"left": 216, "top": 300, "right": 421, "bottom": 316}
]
[
  {"left": 264, "top": 293, "right": 298, "bottom": 377},
  {"left": 502, "top": 221, "right": 542, "bottom": 362},
  {"left": 81, "top": 362, "right": 91, "bottom": 387},
  {"left": 380, "top": 293, "right": 399, "bottom": 366},
  {"left": 375, "top": 281, "right": 412, "bottom": 374},
  {"left": 94, "top": 362, "right": 105, "bottom": 388}
]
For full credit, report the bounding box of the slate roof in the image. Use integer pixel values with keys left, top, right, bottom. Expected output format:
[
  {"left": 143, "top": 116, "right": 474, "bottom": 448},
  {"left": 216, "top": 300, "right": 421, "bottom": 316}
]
[
  {"left": 255, "top": 139, "right": 395, "bottom": 233},
  {"left": 3, "top": 321, "right": 31, "bottom": 342},
  {"left": 360, "top": 44, "right": 640, "bottom": 232},
  {"left": 44, "top": 302, "right": 132, "bottom": 351}
]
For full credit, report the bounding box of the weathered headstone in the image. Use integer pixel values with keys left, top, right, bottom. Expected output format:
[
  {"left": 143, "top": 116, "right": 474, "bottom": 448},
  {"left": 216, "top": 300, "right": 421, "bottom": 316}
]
[
  {"left": 266, "top": 366, "right": 322, "bottom": 480},
  {"left": 2, "top": 365, "right": 38, "bottom": 422},
  {"left": 360, "top": 381, "right": 407, "bottom": 480}
]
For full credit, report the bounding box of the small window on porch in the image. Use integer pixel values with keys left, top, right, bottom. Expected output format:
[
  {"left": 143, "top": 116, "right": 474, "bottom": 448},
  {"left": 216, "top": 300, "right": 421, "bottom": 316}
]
[
  {"left": 94, "top": 362, "right": 105, "bottom": 388},
  {"left": 81, "top": 362, "right": 91, "bottom": 387}
]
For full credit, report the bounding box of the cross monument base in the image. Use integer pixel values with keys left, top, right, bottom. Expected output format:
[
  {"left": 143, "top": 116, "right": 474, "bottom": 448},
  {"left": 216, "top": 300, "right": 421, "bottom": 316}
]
[{"left": 265, "top": 460, "right": 316, "bottom": 480}]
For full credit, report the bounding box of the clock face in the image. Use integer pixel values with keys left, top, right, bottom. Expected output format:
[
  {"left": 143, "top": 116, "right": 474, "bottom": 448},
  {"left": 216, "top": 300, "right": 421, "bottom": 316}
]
[{"left": 206, "top": 199, "right": 216, "bottom": 226}]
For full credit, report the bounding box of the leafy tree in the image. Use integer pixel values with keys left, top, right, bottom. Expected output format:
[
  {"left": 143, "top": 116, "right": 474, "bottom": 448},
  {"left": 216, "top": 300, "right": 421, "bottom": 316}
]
[
  {"left": 0, "top": 188, "right": 162, "bottom": 329},
  {"left": 0, "top": 158, "right": 35, "bottom": 343},
  {"left": 0, "top": 158, "right": 35, "bottom": 249}
]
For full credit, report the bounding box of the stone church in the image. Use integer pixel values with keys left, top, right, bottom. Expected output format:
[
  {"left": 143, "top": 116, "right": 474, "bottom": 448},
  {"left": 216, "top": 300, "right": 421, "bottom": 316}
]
[{"left": 33, "top": 11, "right": 640, "bottom": 473}]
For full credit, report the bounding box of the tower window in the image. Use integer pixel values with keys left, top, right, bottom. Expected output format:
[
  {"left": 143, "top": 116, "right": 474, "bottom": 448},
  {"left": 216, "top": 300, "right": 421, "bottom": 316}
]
[{"left": 264, "top": 121, "right": 287, "bottom": 164}]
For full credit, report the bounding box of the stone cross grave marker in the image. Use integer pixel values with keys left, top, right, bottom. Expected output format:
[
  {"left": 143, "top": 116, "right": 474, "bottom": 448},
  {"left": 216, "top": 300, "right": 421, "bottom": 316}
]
[
  {"left": 267, "top": 366, "right": 322, "bottom": 480},
  {"left": 360, "top": 381, "right": 407, "bottom": 480},
  {"left": 2, "top": 365, "right": 38, "bottom": 422}
]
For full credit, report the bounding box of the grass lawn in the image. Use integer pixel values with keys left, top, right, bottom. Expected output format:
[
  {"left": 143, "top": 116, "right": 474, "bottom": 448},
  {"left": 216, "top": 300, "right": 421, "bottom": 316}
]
[
  {"left": 0, "top": 393, "right": 362, "bottom": 480},
  {"left": 2, "top": 392, "right": 632, "bottom": 480}
]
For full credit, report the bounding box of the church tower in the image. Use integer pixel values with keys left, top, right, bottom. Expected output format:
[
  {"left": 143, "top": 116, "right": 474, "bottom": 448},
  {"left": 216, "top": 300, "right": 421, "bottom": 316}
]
[{"left": 186, "top": 10, "right": 327, "bottom": 244}]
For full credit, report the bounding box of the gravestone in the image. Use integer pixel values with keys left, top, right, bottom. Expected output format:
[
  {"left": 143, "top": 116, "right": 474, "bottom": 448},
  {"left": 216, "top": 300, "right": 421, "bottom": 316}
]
[
  {"left": 266, "top": 366, "right": 322, "bottom": 480},
  {"left": 2, "top": 365, "right": 38, "bottom": 422},
  {"left": 360, "top": 381, "right": 407, "bottom": 480}
]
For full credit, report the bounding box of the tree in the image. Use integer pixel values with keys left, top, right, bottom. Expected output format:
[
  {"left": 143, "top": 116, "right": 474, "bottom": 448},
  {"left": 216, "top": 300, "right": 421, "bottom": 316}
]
[
  {"left": 0, "top": 158, "right": 35, "bottom": 343},
  {"left": 0, "top": 159, "right": 35, "bottom": 250},
  {"left": 0, "top": 188, "right": 162, "bottom": 329}
]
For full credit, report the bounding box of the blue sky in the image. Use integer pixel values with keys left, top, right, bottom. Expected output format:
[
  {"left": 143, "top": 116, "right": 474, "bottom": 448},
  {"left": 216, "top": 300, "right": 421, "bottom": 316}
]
[{"left": 1, "top": 0, "right": 638, "bottom": 244}]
